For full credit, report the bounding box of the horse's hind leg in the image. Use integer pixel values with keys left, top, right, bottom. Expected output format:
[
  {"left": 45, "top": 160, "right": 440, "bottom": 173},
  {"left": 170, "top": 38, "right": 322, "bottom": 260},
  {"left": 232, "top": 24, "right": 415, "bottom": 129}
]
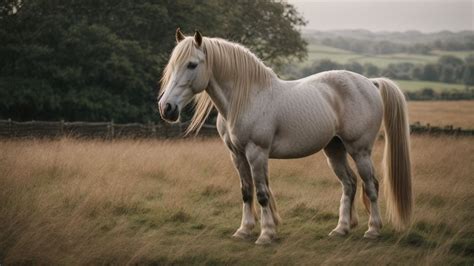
[
  {"left": 346, "top": 142, "right": 382, "bottom": 239},
  {"left": 324, "top": 137, "right": 358, "bottom": 236},
  {"left": 230, "top": 151, "right": 257, "bottom": 239}
]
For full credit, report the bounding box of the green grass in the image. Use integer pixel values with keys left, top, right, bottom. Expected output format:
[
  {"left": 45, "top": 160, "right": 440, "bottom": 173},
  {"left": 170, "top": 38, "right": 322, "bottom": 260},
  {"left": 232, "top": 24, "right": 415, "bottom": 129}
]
[
  {"left": 295, "top": 42, "right": 473, "bottom": 93},
  {"left": 394, "top": 80, "right": 470, "bottom": 92},
  {"left": 432, "top": 50, "right": 474, "bottom": 59},
  {"left": 303, "top": 43, "right": 474, "bottom": 68}
]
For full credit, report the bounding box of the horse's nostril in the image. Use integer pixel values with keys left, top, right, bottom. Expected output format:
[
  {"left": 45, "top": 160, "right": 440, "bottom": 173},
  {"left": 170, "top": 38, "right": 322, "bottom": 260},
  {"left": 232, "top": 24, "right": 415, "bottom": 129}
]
[
  {"left": 161, "top": 102, "right": 178, "bottom": 121},
  {"left": 165, "top": 103, "right": 172, "bottom": 113}
]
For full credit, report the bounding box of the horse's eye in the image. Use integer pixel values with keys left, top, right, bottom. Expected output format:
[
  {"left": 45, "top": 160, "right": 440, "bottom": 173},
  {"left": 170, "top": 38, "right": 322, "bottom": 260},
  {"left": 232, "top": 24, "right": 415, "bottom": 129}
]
[{"left": 187, "top": 62, "right": 198, "bottom": 69}]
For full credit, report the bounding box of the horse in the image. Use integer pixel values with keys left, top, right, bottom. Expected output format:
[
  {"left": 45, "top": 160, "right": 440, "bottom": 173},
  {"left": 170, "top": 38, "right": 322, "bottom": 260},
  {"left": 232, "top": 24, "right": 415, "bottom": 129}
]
[{"left": 158, "top": 29, "right": 413, "bottom": 245}]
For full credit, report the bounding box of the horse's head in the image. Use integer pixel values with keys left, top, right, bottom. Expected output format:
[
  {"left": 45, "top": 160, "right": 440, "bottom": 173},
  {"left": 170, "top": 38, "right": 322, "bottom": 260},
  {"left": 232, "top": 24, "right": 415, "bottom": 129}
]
[{"left": 158, "top": 28, "right": 210, "bottom": 123}]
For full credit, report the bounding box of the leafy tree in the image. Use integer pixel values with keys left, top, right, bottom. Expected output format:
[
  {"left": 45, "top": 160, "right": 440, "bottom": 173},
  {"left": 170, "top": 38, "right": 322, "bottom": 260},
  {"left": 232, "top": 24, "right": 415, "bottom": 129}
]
[
  {"left": 364, "top": 63, "right": 380, "bottom": 77},
  {"left": 0, "top": 0, "right": 307, "bottom": 122},
  {"left": 343, "top": 62, "right": 363, "bottom": 74},
  {"left": 384, "top": 63, "right": 415, "bottom": 80},
  {"left": 463, "top": 64, "right": 474, "bottom": 86},
  {"left": 301, "top": 59, "right": 341, "bottom": 76},
  {"left": 216, "top": 0, "right": 307, "bottom": 68},
  {"left": 439, "top": 65, "right": 455, "bottom": 83},
  {"left": 421, "top": 64, "right": 439, "bottom": 81},
  {"left": 410, "top": 65, "right": 423, "bottom": 80},
  {"left": 438, "top": 55, "right": 464, "bottom": 67}
]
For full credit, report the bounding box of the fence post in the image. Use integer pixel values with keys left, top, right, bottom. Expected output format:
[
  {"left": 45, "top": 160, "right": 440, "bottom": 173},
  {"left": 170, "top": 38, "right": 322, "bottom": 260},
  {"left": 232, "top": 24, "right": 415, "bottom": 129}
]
[
  {"left": 60, "top": 120, "right": 64, "bottom": 137},
  {"left": 107, "top": 120, "right": 115, "bottom": 139},
  {"left": 8, "top": 118, "right": 12, "bottom": 137},
  {"left": 149, "top": 121, "right": 156, "bottom": 138},
  {"left": 161, "top": 123, "right": 167, "bottom": 138},
  {"left": 111, "top": 120, "right": 115, "bottom": 139}
]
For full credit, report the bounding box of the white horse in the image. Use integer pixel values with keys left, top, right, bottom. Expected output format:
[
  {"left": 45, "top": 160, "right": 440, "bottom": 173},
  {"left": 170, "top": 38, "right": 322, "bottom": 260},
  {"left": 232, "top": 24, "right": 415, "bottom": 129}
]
[{"left": 159, "top": 29, "right": 413, "bottom": 245}]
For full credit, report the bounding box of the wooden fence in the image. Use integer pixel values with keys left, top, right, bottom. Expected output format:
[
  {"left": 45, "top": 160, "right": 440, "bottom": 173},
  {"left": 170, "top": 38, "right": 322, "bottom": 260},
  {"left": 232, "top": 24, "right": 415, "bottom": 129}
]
[
  {"left": 0, "top": 119, "right": 217, "bottom": 139},
  {"left": 409, "top": 122, "right": 474, "bottom": 136},
  {"left": 0, "top": 119, "right": 472, "bottom": 139}
]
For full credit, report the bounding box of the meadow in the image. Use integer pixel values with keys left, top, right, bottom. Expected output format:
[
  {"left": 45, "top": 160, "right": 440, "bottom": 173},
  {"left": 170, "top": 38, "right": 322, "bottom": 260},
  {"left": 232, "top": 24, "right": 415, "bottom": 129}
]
[
  {"left": 1, "top": 136, "right": 473, "bottom": 265},
  {"left": 407, "top": 100, "right": 474, "bottom": 129},
  {"left": 396, "top": 80, "right": 470, "bottom": 93},
  {"left": 294, "top": 43, "right": 474, "bottom": 93},
  {"left": 306, "top": 43, "right": 474, "bottom": 69}
]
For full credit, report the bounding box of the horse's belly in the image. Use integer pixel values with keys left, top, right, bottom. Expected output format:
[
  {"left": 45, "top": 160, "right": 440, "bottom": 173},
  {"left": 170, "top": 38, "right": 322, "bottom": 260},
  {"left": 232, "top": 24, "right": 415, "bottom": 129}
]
[
  {"left": 268, "top": 88, "right": 337, "bottom": 159},
  {"left": 269, "top": 124, "right": 335, "bottom": 159}
]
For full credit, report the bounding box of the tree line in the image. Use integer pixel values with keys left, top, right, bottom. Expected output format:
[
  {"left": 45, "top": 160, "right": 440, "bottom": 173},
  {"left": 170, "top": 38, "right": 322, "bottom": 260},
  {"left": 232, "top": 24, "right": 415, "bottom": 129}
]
[
  {"left": 0, "top": 0, "right": 307, "bottom": 123},
  {"left": 294, "top": 55, "right": 474, "bottom": 86},
  {"left": 307, "top": 30, "right": 474, "bottom": 55}
]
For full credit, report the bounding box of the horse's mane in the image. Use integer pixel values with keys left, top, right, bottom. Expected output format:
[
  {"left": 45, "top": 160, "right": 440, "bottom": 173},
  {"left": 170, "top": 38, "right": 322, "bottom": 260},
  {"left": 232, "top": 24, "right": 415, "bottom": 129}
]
[{"left": 161, "top": 37, "right": 275, "bottom": 134}]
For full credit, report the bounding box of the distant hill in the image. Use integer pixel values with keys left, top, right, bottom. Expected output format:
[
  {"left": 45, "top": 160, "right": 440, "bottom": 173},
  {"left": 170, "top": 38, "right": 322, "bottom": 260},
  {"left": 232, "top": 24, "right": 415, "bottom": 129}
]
[{"left": 303, "top": 29, "right": 474, "bottom": 45}]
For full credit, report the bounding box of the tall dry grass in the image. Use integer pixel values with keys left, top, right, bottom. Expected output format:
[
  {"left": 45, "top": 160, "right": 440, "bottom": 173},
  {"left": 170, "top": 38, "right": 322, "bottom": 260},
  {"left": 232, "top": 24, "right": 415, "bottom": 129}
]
[
  {"left": 407, "top": 100, "right": 474, "bottom": 129},
  {"left": 0, "top": 136, "right": 473, "bottom": 265}
]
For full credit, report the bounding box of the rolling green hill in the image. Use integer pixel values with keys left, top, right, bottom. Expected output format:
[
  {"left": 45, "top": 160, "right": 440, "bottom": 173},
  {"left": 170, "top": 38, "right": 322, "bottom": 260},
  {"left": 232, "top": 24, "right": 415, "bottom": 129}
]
[
  {"left": 394, "top": 80, "right": 469, "bottom": 93},
  {"left": 303, "top": 44, "right": 474, "bottom": 68}
]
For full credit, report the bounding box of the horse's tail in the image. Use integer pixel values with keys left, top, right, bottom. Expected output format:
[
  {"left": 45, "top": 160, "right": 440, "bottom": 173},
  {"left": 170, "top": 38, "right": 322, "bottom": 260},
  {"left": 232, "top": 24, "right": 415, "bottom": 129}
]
[{"left": 372, "top": 78, "right": 413, "bottom": 231}]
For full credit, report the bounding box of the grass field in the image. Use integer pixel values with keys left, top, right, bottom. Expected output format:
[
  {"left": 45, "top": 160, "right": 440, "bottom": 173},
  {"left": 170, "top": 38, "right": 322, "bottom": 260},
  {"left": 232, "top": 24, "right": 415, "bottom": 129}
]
[
  {"left": 305, "top": 43, "right": 474, "bottom": 69},
  {"left": 407, "top": 101, "right": 474, "bottom": 129},
  {"left": 395, "top": 80, "right": 470, "bottom": 93},
  {"left": 294, "top": 44, "right": 473, "bottom": 92},
  {"left": 1, "top": 137, "right": 473, "bottom": 265}
]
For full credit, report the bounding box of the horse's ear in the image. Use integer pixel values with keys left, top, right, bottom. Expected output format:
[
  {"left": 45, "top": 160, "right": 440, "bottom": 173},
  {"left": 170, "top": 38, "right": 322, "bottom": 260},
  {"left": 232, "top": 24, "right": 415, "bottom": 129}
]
[
  {"left": 176, "top": 27, "right": 185, "bottom": 43},
  {"left": 194, "top": 30, "right": 202, "bottom": 47}
]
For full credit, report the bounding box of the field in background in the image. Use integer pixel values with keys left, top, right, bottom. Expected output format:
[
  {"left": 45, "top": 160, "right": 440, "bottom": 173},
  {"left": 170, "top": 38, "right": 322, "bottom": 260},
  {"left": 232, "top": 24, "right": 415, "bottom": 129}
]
[
  {"left": 396, "top": 80, "right": 469, "bottom": 93},
  {"left": 299, "top": 43, "right": 473, "bottom": 93},
  {"left": 1, "top": 137, "right": 473, "bottom": 265},
  {"left": 306, "top": 43, "right": 474, "bottom": 69},
  {"left": 407, "top": 100, "right": 474, "bottom": 129}
]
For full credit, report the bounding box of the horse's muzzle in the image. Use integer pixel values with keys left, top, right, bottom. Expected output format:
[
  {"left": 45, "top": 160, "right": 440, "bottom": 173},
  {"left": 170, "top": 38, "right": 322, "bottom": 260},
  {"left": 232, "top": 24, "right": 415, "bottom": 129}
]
[{"left": 160, "top": 102, "right": 179, "bottom": 123}]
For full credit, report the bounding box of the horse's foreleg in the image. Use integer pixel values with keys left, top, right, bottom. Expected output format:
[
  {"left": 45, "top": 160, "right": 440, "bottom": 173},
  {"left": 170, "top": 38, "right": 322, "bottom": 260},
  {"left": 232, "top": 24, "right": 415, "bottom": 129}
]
[
  {"left": 245, "top": 143, "right": 278, "bottom": 245},
  {"left": 230, "top": 152, "right": 256, "bottom": 239}
]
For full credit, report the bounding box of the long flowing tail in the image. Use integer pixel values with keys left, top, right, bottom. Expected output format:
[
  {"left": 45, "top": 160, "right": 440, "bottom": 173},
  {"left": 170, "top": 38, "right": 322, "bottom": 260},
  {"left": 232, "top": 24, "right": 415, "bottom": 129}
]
[{"left": 372, "top": 78, "right": 413, "bottom": 231}]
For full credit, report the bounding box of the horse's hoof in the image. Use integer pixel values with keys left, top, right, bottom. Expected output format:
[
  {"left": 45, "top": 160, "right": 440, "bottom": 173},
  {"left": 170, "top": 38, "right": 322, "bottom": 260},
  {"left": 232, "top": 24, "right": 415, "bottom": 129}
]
[
  {"left": 363, "top": 230, "right": 380, "bottom": 239},
  {"left": 232, "top": 229, "right": 252, "bottom": 240},
  {"left": 328, "top": 228, "right": 348, "bottom": 237},
  {"left": 255, "top": 234, "right": 273, "bottom": 245}
]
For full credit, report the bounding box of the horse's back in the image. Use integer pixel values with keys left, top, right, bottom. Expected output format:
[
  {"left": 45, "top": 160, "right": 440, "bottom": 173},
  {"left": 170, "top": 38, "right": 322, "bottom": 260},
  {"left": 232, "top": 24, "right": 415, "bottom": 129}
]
[
  {"left": 306, "top": 70, "right": 384, "bottom": 144},
  {"left": 281, "top": 70, "right": 383, "bottom": 147}
]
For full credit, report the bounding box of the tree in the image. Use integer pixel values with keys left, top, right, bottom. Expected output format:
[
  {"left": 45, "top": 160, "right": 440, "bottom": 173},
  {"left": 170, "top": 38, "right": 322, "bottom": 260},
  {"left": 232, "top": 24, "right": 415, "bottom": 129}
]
[
  {"left": 438, "top": 55, "right": 463, "bottom": 67},
  {"left": 344, "top": 62, "right": 363, "bottom": 74},
  {"left": 463, "top": 64, "right": 474, "bottom": 86},
  {"left": 0, "top": 0, "right": 307, "bottom": 122},
  {"left": 421, "top": 64, "right": 439, "bottom": 81},
  {"left": 364, "top": 63, "right": 380, "bottom": 77},
  {"left": 439, "top": 65, "right": 455, "bottom": 83},
  {"left": 301, "top": 59, "right": 341, "bottom": 76},
  {"left": 215, "top": 0, "right": 307, "bottom": 68}
]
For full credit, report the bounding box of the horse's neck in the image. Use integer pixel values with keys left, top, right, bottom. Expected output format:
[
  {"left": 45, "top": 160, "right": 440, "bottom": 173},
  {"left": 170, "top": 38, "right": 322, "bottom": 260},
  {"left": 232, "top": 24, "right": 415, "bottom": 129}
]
[
  {"left": 206, "top": 77, "right": 230, "bottom": 119},
  {"left": 206, "top": 74, "right": 283, "bottom": 122}
]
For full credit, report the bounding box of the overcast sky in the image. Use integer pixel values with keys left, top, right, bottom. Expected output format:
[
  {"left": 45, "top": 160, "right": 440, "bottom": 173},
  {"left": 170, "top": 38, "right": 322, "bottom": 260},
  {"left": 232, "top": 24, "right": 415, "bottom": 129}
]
[{"left": 288, "top": 0, "right": 473, "bottom": 32}]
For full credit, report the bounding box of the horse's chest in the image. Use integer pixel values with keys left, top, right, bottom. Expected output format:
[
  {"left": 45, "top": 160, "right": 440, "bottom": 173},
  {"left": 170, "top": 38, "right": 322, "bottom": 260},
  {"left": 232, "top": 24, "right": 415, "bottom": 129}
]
[{"left": 217, "top": 121, "right": 248, "bottom": 153}]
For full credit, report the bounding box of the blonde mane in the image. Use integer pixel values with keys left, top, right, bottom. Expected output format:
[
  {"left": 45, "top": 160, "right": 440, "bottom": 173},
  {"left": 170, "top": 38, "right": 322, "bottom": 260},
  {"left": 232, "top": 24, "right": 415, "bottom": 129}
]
[{"left": 161, "top": 37, "right": 276, "bottom": 134}]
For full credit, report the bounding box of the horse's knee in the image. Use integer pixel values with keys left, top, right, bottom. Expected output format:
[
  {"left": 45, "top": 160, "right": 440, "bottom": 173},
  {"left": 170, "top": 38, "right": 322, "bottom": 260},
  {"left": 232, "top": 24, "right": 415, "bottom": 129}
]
[
  {"left": 256, "top": 191, "right": 268, "bottom": 206},
  {"left": 241, "top": 187, "right": 252, "bottom": 203}
]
